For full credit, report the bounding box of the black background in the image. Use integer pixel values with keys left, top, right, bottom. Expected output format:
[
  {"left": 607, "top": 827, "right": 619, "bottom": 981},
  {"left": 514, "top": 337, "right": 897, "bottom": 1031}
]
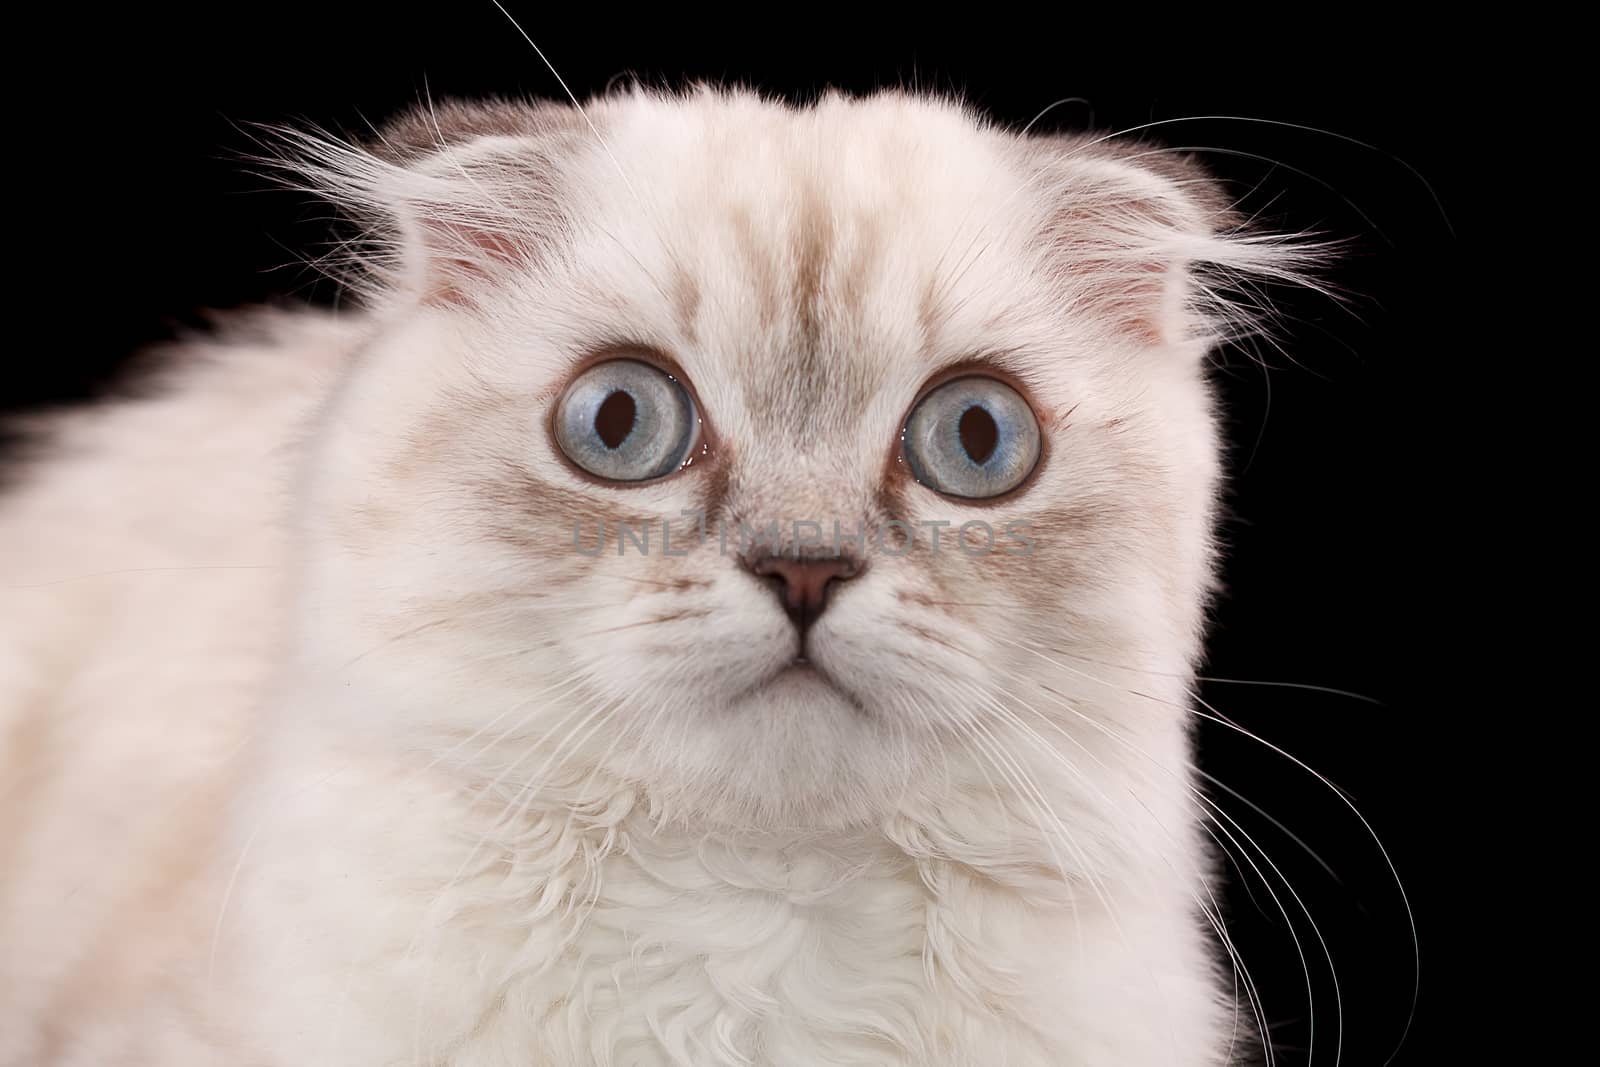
[{"left": 13, "top": 8, "right": 1488, "bottom": 1064}]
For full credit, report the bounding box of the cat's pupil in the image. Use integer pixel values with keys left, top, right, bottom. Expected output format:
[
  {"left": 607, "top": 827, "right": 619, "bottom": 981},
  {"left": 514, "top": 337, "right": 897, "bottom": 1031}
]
[
  {"left": 594, "top": 390, "right": 637, "bottom": 450},
  {"left": 958, "top": 405, "right": 999, "bottom": 464}
]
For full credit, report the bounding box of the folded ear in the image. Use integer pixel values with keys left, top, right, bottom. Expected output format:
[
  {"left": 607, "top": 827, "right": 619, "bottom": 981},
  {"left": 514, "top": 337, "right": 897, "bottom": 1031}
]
[
  {"left": 1023, "top": 139, "right": 1316, "bottom": 350},
  {"left": 290, "top": 99, "right": 588, "bottom": 306}
]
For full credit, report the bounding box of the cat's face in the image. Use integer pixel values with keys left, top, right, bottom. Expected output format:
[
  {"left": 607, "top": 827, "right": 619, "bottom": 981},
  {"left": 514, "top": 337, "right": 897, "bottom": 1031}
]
[{"left": 290, "top": 92, "right": 1236, "bottom": 829}]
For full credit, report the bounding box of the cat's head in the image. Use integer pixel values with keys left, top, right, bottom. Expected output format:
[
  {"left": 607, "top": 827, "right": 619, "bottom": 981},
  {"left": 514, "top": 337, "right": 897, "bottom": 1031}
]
[{"left": 283, "top": 90, "right": 1302, "bottom": 830}]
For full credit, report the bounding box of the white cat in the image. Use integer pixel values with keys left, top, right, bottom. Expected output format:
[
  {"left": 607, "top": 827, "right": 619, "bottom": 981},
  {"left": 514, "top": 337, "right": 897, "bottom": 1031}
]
[{"left": 0, "top": 89, "right": 1308, "bottom": 1065}]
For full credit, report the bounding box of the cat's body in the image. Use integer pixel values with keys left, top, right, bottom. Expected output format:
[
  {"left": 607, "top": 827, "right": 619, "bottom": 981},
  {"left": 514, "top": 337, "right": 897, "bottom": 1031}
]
[{"left": 0, "top": 90, "right": 1301, "bottom": 1065}]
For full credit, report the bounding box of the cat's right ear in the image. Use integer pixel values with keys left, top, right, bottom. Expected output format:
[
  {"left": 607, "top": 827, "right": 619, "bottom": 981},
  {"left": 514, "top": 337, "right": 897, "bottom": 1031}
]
[
  {"left": 287, "top": 100, "right": 588, "bottom": 306},
  {"left": 1019, "top": 137, "right": 1325, "bottom": 352}
]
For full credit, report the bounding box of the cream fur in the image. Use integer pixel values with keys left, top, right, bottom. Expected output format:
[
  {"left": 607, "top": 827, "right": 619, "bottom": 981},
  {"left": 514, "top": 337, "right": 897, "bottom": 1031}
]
[{"left": 0, "top": 89, "right": 1308, "bottom": 1065}]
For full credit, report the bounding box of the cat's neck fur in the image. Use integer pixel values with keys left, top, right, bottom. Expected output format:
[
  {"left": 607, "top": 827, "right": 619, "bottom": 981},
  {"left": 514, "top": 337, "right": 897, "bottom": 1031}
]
[{"left": 219, "top": 665, "right": 1219, "bottom": 1066}]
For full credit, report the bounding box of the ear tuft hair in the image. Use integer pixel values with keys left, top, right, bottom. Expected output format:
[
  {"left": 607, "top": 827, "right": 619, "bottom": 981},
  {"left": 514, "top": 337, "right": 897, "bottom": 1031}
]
[
  {"left": 268, "top": 99, "right": 588, "bottom": 307},
  {"left": 1022, "top": 136, "right": 1331, "bottom": 350}
]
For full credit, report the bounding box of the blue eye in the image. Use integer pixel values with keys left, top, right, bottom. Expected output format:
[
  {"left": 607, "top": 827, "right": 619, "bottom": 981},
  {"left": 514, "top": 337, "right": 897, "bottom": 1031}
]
[
  {"left": 554, "top": 359, "right": 698, "bottom": 482},
  {"left": 901, "top": 376, "right": 1041, "bottom": 499}
]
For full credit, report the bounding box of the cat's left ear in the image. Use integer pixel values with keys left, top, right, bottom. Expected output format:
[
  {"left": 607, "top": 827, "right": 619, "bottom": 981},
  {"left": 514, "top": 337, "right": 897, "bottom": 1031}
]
[
  {"left": 296, "top": 100, "right": 588, "bottom": 306},
  {"left": 1023, "top": 141, "right": 1311, "bottom": 350}
]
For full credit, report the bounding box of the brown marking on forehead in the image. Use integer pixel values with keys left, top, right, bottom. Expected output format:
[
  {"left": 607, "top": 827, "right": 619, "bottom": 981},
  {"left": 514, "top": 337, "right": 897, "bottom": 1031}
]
[
  {"left": 781, "top": 182, "right": 842, "bottom": 439},
  {"left": 792, "top": 182, "right": 835, "bottom": 356},
  {"left": 570, "top": 275, "right": 647, "bottom": 334},
  {"left": 836, "top": 211, "right": 884, "bottom": 326},
  {"left": 672, "top": 267, "right": 702, "bottom": 347},
  {"left": 753, "top": 185, "right": 906, "bottom": 444},
  {"left": 729, "top": 206, "right": 781, "bottom": 333}
]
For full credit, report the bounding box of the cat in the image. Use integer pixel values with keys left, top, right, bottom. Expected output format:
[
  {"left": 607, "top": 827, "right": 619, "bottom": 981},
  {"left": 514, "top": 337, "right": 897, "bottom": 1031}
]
[{"left": 0, "top": 88, "right": 1310, "bottom": 1065}]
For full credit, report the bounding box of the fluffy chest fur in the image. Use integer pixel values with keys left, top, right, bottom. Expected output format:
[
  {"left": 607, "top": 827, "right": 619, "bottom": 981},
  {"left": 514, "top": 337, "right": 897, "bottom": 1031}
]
[
  {"left": 411, "top": 807, "right": 943, "bottom": 1065},
  {"left": 224, "top": 738, "right": 1213, "bottom": 1067}
]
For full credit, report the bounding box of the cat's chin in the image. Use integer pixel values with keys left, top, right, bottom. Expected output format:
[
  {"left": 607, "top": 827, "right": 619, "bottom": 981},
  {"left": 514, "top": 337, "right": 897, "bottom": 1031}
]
[{"left": 609, "top": 655, "right": 918, "bottom": 831}]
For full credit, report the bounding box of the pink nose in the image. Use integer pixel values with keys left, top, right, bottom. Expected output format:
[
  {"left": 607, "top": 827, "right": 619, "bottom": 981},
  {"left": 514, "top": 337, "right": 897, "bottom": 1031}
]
[{"left": 746, "top": 554, "right": 863, "bottom": 632}]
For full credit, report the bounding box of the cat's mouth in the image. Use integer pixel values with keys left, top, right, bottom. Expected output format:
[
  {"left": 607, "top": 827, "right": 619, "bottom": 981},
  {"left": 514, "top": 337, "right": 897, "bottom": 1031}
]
[
  {"left": 781, "top": 655, "right": 820, "bottom": 680},
  {"left": 749, "top": 656, "right": 868, "bottom": 715}
]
